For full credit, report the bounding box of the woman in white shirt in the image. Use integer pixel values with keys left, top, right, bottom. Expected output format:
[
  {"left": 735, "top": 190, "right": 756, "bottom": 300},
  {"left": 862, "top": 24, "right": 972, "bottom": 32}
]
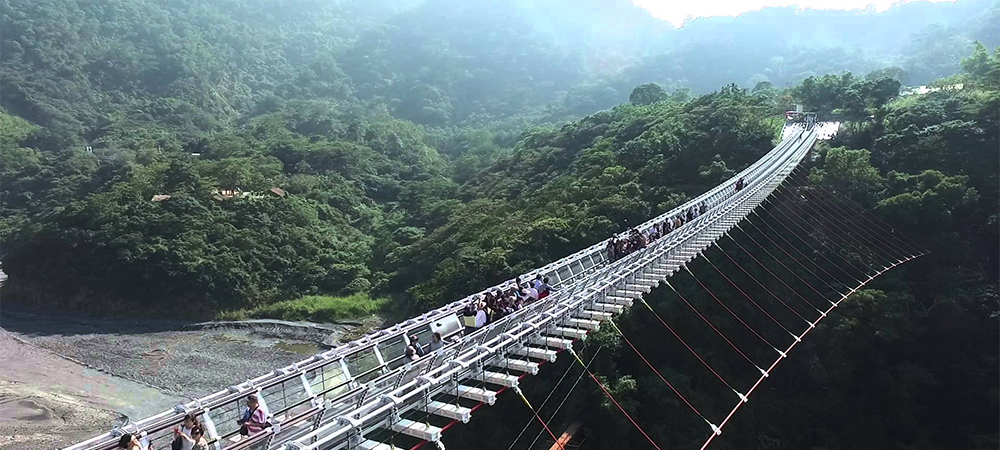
[
  {"left": 172, "top": 414, "right": 198, "bottom": 450},
  {"left": 475, "top": 302, "right": 488, "bottom": 327}
]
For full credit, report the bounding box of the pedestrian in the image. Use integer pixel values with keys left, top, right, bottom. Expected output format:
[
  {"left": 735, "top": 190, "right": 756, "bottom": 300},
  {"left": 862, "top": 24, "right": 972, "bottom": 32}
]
[
  {"left": 237, "top": 394, "right": 269, "bottom": 436},
  {"left": 475, "top": 302, "right": 488, "bottom": 327},
  {"left": 428, "top": 332, "right": 444, "bottom": 352},
  {"left": 117, "top": 434, "right": 143, "bottom": 450},
  {"left": 172, "top": 414, "right": 198, "bottom": 450},
  {"left": 410, "top": 335, "right": 425, "bottom": 357},
  {"left": 175, "top": 423, "right": 207, "bottom": 450},
  {"left": 187, "top": 425, "right": 208, "bottom": 450}
]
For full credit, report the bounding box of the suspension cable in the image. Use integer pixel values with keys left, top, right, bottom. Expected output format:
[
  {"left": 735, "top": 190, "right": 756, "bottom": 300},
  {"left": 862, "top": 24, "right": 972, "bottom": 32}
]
[
  {"left": 789, "top": 182, "right": 915, "bottom": 261},
  {"left": 762, "top": 200, "right": 873, "bottom": 278},
  {"left": 711, "top": 242, "right": 813, "bottom": 326},
  {"left": 789, "top": 168, "right": 926, "bottom": 255},
  {"left": 776, "top": 185, "right": 899, "bottom": 266},
  {"left": 723, "top": 234, "right": 825, "bottom": 316},
  {"left": 607, "top": 320, "right": 713, "bottom": 425},
  {"left": 757, "top": 196, "right": 873, "bottom": 278},
  {"left": 522, "top": 347, "right": 603, "bottom": 450},
  {"left": 568, "top": 348, "right": 664, "bottom": 450},
  {"left": 805, "top": 189, "right": 919, "bottom": 258},
  {"left": 698, "top": 253, "right": 924, "bottom": 450},
  {"left": 701, "top": 253, "right": 797, "bottom": 338},
  {"left": 786, "top": 169, "right": 913, "bottom": 254},
  {"left": 638, "top": 298, "right": 741, "bottom": 396},
  {"left": 512, "top": 386, "right": 564, "bottom": 450},
  {"left": 665, "top": 280, "right": 764, "bottom": 371},
  {"left": 507, "top": 349, "right": 583, "bottom": 450},
  {"left": 733, "top": 223, "right": 836, "bottom": 306},
  {"left": 683, "top": 266, "right": 782, "bottom": 353},
  {"left": 787, "top": 186, "right": 907, "bottom": 263},
  {"left": 747, "top": 210, "right": 861, "bottom": 287}
]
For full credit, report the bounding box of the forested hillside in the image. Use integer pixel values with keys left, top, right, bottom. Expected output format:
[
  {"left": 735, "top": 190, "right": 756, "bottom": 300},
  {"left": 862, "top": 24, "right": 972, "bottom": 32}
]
[
  {"left": 1, "top": 0, "right": 998, "bottom": 449},
  {"left": 1, "top": 0, "right": 997, "bottom": 317}
]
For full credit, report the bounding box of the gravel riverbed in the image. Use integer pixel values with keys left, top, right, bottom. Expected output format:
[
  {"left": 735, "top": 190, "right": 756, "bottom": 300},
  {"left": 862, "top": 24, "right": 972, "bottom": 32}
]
[{"left": 0, "top": 311, "right": 375, "bottom": 449}]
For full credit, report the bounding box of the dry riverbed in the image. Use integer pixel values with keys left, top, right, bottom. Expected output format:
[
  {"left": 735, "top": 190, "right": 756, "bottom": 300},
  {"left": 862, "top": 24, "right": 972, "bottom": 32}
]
[{"left": 0, "top": 311, "right": 377, "bottom": 450}]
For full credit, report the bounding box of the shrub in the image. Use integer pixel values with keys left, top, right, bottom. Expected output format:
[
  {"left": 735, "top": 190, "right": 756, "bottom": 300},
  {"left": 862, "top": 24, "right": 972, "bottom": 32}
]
[{"left": 217, "top": 294, "right": 386, "bottom": 323}]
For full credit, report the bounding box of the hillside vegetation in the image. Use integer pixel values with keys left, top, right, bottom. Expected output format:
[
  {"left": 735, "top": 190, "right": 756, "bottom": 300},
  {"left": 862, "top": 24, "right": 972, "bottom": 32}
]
[{"left": 1, "top": 0, "right": 997, "bottom": 448}]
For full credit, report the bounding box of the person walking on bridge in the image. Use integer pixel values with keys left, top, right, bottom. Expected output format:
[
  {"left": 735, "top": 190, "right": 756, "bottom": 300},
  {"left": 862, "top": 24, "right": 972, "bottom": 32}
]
[
  {"left": 538, "top": 277, "right": 555, "bottom": 299},
  {"left": 475, "top": 301, "right": 488, "bottom": 327},
  {"left": 188, "top": 425, "right": 209, "bottom": 450},
  {"left": 428, "top": 332, "right": 444, "bottom": 353},
  {"left": 172, "top": 414, "right": 198, "bottom": 450},
  {"left": 175, "top": 423, "right": 208, "bottom": 450},
  {"left": 410, "top": 335, "right": 426, "bottom": 357},
  {"left": 117, "top": 434, "right": 147, "bottom": 450},
  {"left": 237, "top": 394, "right": 269, "bottom": 436}
]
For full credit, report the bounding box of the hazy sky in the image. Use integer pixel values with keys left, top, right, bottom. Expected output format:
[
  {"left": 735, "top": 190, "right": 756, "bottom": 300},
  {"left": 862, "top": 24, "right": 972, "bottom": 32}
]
[{"left": 634, "top": 0, "right": 957, "bottom": 27}]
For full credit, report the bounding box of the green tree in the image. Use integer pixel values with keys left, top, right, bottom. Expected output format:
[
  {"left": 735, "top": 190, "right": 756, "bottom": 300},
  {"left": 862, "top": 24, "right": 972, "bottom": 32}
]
[
  {"left": 809, "top": 147, "right": 884, "bottom": 202},
  {"left": 961, "top": 41, "right": 1000, "bottom": 89},
  {"left": 628, "top": 83, "right": 668, "bottom": 105}
]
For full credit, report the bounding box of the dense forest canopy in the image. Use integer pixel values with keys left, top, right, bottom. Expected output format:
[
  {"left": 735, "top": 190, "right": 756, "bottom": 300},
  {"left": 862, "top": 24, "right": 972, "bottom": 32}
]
[{"left": 0, "top": 1, "right": 997, "bottom": 448}]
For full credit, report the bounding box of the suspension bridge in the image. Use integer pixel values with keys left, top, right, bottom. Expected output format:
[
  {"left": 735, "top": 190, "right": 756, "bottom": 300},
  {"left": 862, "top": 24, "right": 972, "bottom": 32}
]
[{"left": 63, "top": 122, "right": 924, "bottom": 450}]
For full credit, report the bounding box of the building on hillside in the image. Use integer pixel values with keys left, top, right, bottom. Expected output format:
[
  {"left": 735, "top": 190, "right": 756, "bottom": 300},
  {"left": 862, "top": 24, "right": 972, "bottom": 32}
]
[{"left": 214, "top": 188, "right": 287, "bottom": 200}]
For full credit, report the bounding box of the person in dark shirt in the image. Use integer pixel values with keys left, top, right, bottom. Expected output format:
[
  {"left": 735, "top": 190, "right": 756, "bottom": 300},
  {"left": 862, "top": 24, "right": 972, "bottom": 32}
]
[{"left": 410, "top": 335, "right": 426, "bottom": 356}]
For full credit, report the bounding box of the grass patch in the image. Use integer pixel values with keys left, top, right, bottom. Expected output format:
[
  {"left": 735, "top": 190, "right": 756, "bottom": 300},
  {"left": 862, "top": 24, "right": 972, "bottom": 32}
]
[{"left": 218, "top": 294, "right": 387, "bottom": 323}]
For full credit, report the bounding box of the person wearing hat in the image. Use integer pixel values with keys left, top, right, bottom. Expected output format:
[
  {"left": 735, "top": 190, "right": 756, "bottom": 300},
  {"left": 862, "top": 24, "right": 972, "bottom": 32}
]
[{"left": 237, "top": 394, "right": 269, "bottom": 436}]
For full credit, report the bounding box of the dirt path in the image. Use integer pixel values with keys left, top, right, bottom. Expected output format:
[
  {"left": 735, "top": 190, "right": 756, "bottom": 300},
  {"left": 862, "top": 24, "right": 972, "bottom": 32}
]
[{"left": 0, "top": 329, "right": 183, "bottom": 450}]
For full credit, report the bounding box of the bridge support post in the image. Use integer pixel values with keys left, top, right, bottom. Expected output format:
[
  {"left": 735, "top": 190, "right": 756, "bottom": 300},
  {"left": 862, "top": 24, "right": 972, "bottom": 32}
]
[
  {"left": 340, "top": 358, "right": 358, "bottom": 390},
  {"left": 200, "top": 407, "right": 222, "bottom": 450}
]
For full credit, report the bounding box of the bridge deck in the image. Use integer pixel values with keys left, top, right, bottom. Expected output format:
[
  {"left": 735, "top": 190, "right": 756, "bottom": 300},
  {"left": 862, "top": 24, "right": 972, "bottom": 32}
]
[{"left": 63, "top": 124, "right": 818, "bottom": 450}]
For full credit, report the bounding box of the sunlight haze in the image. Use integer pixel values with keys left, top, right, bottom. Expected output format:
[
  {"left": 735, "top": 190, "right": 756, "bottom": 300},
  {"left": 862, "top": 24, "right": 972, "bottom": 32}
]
[{"left": 633, "top": 0, "right": 959, "bottom": 27}]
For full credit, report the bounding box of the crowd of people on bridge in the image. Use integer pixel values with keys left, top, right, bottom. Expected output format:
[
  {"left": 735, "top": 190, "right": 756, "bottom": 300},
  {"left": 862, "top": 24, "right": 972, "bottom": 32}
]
[
  {"left": 116, "top": 394, "right": 271, "bottom": 450},
  {"left": 461, "top": 274, "right": 559, "bottom": 329},
  {"left": 455, "top": 175, "right": 751, "bottom": 333},
  {"left": 607, "top": 201, "right": 709, "bottom": 262}
]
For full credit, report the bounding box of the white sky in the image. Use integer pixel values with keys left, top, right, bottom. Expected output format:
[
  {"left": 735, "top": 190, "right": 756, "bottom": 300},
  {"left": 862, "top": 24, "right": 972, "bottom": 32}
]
[{"left": 633, "top": 0, "right": 958, "bottom": 27}]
